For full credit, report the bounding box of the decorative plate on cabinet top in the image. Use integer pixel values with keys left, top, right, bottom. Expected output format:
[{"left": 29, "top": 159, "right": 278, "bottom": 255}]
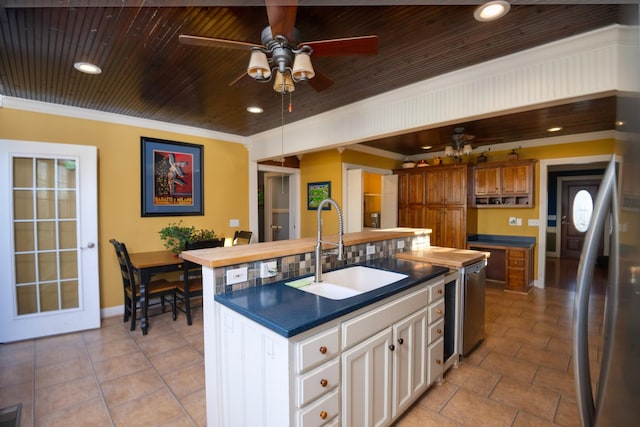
[{"left": 402, "top": 161, "right": 416, "bottom": 168}]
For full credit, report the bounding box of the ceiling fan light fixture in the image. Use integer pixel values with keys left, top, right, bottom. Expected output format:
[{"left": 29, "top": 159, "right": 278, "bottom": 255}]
[
  {"left": 247, "top": 50, "right": 271, "bottom": 80},
  {"left": 474, "top": 1, "right": 511, "bottom": 22},
  {"left": 273, "top": 71, "right": 295, "bottom": 94},
  {"left": 445, "top": 146, "right": 455, "bottom": 157},
  {"left": 292, "top": 52, "right": 315, "bottom": 81},
  {"left": 463, "top": 144, "right": 473, "bottom": 155}
]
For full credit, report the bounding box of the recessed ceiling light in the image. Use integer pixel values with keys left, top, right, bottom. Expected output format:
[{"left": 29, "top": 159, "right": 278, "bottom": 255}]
[
  {"left": 474, "top": 1, "right": 511, "bottom": 22},
  {"left": 247, "top": 106, "right": 264, "bottom": 114},
  {"left": 421, "top": 145, "right": 432, "bottom": 150},
  {"left": 73, "top": 62, "right": 102, "bottom": 74},
  {"left": 615, "top": 120, "right": 624, "bottom": 127},
  {"left": 547, "top": 126, "right": 563, "bottom": 132}
]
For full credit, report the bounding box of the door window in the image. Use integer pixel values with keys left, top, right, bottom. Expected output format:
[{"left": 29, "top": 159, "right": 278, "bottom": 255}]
[{"left": 572, "top": 189, "right": 594, "bottom": 232}]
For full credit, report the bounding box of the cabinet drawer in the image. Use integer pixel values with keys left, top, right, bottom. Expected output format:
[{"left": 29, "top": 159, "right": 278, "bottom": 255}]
[
  {"left": 342, "top": 286, "right": 429, "bottom": 350},
  {"left": 509, "top": 249, "right": 525, "bottom": 259},
  {"left": 297, "top": 358, "right": 340, "bottom": 408},
  {"left": 427, "top": 299, "right": 445, "bottom": 324},
  {"left": 428, "top": 318, "right": 444, "bottom": 344},
  {"left": 297, "top": 326, "right": 339, "bottom": 373},
  {"left": 298, "top": 388, "right": 339, "bottom": 427},
  {"left": 428, "top": 281, "right": 444, "bottom": 304},
  {"left": 427, "top": 338, "right": 444, "bottom": 386},
  {"left": 508, "top": 258, "right": 525, "bottom": 268}
]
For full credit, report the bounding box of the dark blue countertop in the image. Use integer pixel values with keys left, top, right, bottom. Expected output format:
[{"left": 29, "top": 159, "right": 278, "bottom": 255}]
[
  {"left": 214, "top": 258, "right": 448, "bottom": 338},
  {"left": 467, "top": 234, "right": 535, "bottom": 248}
]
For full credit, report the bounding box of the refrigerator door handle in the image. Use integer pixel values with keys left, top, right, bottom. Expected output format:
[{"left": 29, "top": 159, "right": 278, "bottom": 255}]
[{"left": 574, "top": 157, "right": 619, "bottom": 427}]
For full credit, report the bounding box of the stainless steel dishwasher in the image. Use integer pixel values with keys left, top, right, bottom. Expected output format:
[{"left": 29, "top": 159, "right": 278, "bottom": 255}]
[{"left": 459, "top": 259, "right": 487, "bottom": 356}]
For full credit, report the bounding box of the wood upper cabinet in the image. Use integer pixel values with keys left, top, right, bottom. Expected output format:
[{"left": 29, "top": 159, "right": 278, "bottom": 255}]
[
  {"left": 472, "top": 159, "right": 535, "bottom": 207},
  {"left": 424, "top": 165, "right": 466, "bottom": 205}
]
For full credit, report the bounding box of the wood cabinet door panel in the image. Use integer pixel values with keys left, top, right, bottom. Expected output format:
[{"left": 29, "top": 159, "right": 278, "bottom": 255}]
[
  {"left": 443, "top": 167, "right": 466, "bottom": 204},
  {"left": 501, "top": 165, "right": 530, "bottom": 194},
  {"left": 474, "top": 167, "right": 500, "bottom": 196},
  {"left": 424, "top": 169, "right": 443, "bottom": 205},
  {"left": 442, "top": 207, "right": 465, "bottom": 249}
]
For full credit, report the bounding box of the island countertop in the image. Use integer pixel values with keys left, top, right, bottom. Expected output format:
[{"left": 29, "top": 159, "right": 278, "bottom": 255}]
[
  {"left": 214, "top": 258, "right": 447, "bottom": 338},
  {"left": 181, "top": 228, "right": 431, "bottom": 268}
]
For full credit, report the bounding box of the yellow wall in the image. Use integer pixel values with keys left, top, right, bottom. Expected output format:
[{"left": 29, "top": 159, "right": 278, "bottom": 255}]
[
  {"left": 474, "top": 139, "right": 615, "bottom": 237},
  {"left": 1, "top": 108, "right": 249, "bottom": 310}
]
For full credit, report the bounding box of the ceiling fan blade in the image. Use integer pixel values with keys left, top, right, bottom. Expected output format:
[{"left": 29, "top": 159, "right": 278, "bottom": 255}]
[
  {"left": 303, "top": 35, "right": 378, "bottom": 57},
  {"left": 306, "top": 70, "right": 334, "bottom": 92},
  {"left": 266, "top": 0, "right": 298, "bottom": 41},
  {"left": 179, "top": 34, "right": 260, "bottom": 50}
]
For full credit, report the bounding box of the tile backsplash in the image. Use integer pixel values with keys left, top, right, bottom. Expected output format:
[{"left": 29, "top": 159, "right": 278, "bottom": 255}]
[{"left": 214, "top": 235, "right": 428, "bottom": 294}]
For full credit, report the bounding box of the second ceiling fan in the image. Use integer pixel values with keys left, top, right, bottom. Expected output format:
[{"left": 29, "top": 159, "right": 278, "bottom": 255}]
[{"left": 178, "top": 0, "right": 378, "bottom": 93}]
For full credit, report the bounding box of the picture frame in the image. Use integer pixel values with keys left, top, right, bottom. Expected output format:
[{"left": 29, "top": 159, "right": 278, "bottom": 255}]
[
  {"left": 307, "top": 181, "right": 331, "bottom": 210},
  {"left": 141, "top": 136, "right": 204, "bottom": 217}
]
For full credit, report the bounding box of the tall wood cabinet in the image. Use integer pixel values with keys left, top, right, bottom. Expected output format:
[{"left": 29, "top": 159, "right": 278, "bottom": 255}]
[{"left": 397, "top": 164, "right": 476, "bottom": 249}]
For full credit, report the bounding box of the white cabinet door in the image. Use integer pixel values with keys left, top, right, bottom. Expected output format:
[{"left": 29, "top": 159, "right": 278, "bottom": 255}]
[
  {"left": 392, "top": 307, "right": 428, "bottom": 417},
  {"left": 342, "top": 328, "right": 393, "bottom": 427}
]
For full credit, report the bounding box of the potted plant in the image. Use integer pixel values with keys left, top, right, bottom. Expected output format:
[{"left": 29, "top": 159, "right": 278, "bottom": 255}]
[{"left": 159, "top": 221, "right": 219, "bottom": 254}]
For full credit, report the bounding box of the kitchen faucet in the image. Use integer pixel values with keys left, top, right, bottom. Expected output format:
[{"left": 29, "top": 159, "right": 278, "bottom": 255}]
[{"left": 315, "top": 198, "right": 344, "bottom": 283}]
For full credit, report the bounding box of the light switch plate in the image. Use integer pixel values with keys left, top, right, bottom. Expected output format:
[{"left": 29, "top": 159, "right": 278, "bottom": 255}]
[
  {"left": 366, "top": 245, "right": 376, "bottom": 255},
  {"left": 528, "top": 219, "right": 540, "bottom": 226},
  {"left": 229, "top": 219, "right": 240, "bottom": 227},
  {"left": 226, "top": 267, "right": 248, "bottom": 285}
]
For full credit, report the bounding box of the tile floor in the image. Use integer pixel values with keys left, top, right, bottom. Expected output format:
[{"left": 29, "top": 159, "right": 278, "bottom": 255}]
[{"left": 1, "top": 264, "right": 605, "bottom": 427}]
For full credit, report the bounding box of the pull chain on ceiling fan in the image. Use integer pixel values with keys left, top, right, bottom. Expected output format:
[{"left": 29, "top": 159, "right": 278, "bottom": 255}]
[{"left": 178, "top": 0, "right": 378, "bottom": 94}]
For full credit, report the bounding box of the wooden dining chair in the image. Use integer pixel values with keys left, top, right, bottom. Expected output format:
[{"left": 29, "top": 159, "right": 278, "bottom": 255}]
[
  {"left": 176, "top": 238, "right": 225, "bottom": 325},
  {"left": 232, "top": 230, "right": 253, "bottom": 245},
  {"left": 109, "top": 239, "right": 177, "bottom": 331}
]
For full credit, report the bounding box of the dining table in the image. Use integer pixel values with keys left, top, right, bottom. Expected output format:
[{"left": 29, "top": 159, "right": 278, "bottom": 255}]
[{"left": 128, "top": 250, "right": 183, "bottom": 335}]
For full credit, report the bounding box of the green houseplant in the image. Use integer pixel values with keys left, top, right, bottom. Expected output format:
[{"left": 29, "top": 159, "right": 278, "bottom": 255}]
[{"left": 159, "top": 221, "right": 217, "bottom": 254}]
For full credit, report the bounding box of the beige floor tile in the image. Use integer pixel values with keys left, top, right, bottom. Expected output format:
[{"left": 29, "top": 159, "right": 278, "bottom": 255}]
[
  {"left": 163, "top": 361, "right": 206, "bottom": 399},
  {"left": 531, "top": 322, "right": 572, "bottom": 341},
  {"left": 394, "top": 403, "right": 461, "bottom": 426},
  {"left": 82, "top": 321, "right": 131, "bottom": 344},
  {"left": 101, "top": 367, "right": 165, "bottom": 407},
  {"left": 512, "top": 410, "right": 558, "bottom": 427},
  {"left": 179, "top": 388, "right": 207, "bottom": 427},
  {"left": 490, "top": 375, "right": 560, "bottom": 422},
  {"left": 35, "top": 355, "right": 93, "bottom": 389},
  {"left": 480, "top": 351, "right": 538, "bottom": 383},
  {"left": 493, "top": 315, "right": 536, "bottom": 331},
  {"left": 109, "top": 388, "right": 185, "bottom": 427},
  {"left": 158, "top": 413, "right": 198, "bottom": 426},
  {"left": 485, "top": 321, "right": 509, "bottom": 337},
  {"left": 554, "top": 396, "right": 581, "bottom": 427},
  {"left": 34, "top": 375, "right": 101, "bottom": 420},
  {"left": 443, "top": 362, "right": 500, "bottom": 397},
  {"left": 0, "top": 360, "right": 32, "bottom": 388},
  {"left": 532, "top": 366, "right": 577, "bottom": 402},
  {"left": 482, "top": 335, "right": 522, "bottom": 358},
  {"left": 546, "top": 337, "right": 573, "bottom": 357},
  {"left": 34, "top": 341, "right": 88, "bottom": 368},
  {"left": 516, "top": 345, "right": 571, "bottom": 371},
  {"left": 85, "top": 336, "right": 140, "bottom": 363},
  {"left": 0, "top": 380, "right": 33, "bottom": 408},
  {"left": 0, "top": 340, "right": 34, "bottom": 368},
  {"left": 36, "top": 397, "right": 111, "bottom": 427},
  {"left": 416, "top": 379, "right": 458, "bottom": 412},
  {"left": 136, "top": 331, "right": 189, "bottom": 356},
  {"left": 147, "top": 345, "right": 203, "bottom": 375},
  {"left": 183, "top": 333, "right": 205, "bottom": 355},
  {"left": 504, "top": 326, "right": 551, "bottom": 349},
  {"left": 440, "top": 388, "right": 517, "bottom": 427},
  {"left": 92, "top": 350, "right": 151, "bottom": 383}
]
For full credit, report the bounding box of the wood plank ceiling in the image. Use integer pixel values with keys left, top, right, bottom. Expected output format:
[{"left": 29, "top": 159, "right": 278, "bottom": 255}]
[{"left": 0, "top": 2, "right": 624, "bottom": 156}]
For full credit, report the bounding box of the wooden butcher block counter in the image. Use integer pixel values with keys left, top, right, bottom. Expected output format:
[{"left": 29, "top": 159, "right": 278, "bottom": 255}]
[{"left": 396, "top": 246, "right": 487, "bottom": 268}]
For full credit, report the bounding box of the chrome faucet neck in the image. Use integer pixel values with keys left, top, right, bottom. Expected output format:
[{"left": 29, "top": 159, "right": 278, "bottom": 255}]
[{"left": 315, "top": 198, "right": 344, "bottom": 283}]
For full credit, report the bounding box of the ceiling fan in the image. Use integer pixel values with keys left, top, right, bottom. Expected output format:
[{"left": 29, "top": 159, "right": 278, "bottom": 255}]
[
  {"left": 178, "top": 0, "right": 378, "bottom": 94},
  {"left": 445, "top": 126, "right": 503, "bottom": 158}
]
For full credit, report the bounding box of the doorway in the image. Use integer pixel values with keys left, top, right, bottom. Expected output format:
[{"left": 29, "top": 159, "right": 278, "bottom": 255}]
[
  {"left": 0, "top": 140, "right": 100, "bottom": 342},
  {"left": 258, "top": 165, "right": 300, "bottom": 242},
  {"left": 559, "top": 179, "right": 601, "bottom": 258}
]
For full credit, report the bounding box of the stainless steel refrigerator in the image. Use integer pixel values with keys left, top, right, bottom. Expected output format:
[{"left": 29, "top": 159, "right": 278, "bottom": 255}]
[{"left": 573, "top": 9, "right": 640, "bottom": 425}]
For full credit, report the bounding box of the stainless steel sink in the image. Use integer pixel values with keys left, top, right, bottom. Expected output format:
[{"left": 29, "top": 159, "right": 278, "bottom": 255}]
[{"left": 292, "top": 266, "right": 408, "bottom": 300}]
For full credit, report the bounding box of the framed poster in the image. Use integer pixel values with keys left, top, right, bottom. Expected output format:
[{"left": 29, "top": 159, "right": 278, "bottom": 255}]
[
  {"left": 307, "top": 181, "right": 331, "bottom": 210},
  {"left": 141, "top": 137, "right": 204, "bottom": 216}
]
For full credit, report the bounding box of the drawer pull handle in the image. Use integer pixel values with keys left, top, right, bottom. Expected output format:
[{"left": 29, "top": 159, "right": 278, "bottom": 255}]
[
  {"left": 397, "top": 338, "right": 404, "bottom": 345},
  {"left": 436, "top": 359, "right": 442, "bottom": 365},
  {"left": 436, "top": 309, "right": 443, "bottom": 315},
  {"left": 437, "top": 289, "right": 443, "bottom": 295},
  {"left": 436, "top": 328, "right": 442, "bottom": 334},
  {"left": 320, "top": 379, "right": 328, "bottom": 387},
  {"left": 320, "top": 411, "right": 328, "bottom": 420},
  {"left": 389, "top": 344, "right": 395, "bottom": 351},
  {"left": 319, "top": 346, "right": 327, "bottom": 354}
]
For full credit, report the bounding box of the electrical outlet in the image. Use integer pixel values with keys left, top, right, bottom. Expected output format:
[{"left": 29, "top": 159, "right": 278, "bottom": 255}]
[
  {"left": 397, "top": 240, "right": 405, "bottom": 250},
  {"left": 516, "top": 218, "right": 522, "bottom": 226},
  {"left": 366, "top": 245, "right": 376, "bottom": 255},
  {"left": 226, "top": 267, "right": 248, "bottom": 285},
  {"left": 509, "top": 217, "right": 517, "bottom": 226},
  {"left": 528, "top": 219, "right": 540, "bottom": 226},
  {"left": 260, "top": 261, "right": 278, "bottom": 278},
  {"left": 229, "top": 219, "right": 240, "bottom": 227}
]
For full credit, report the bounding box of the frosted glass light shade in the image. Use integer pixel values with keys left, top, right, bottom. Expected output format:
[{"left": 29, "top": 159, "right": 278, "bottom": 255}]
[
  {"left": 247, "top": 51, "right": 271, "bottom": 80},
  {"left": 273, "top": 71, "right": 295, "bottom": 94},
  {"left": 445, "top": 146, "right": 454, "bottom": 157},
  {"left": 463, "top": 144, "right": 473, "bottom": 155},
  {"left": 292, "top": 53, "right": 315, "bottom": 81}
]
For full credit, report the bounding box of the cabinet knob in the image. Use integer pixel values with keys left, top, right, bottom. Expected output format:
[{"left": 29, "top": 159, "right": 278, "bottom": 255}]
[
  {"left": 319, "top": 346, "right": 327, "bottom": 354},
  {"left": 437, "top": 289, "right": 443, "bottom": 295},
  {"left": 320, "top": 411, "right": 328, "bottom": 420},
  {"left": 436, "top": 309, "right": 443, "bottom": 315},
  {"left": 436, "top": 328, "right": 442, "bottom": 334},
  {"left": 389, "top": 344, "right": 395, "bottom": 351},
  {"left": 397, "top": 338, "right": 404, "bottom": 345},
  {"left": 320, "top": 379, "right": 328, "bottom": 387},
  {"left": 436, "top": 359, "right": 442, "bottom": 365}
]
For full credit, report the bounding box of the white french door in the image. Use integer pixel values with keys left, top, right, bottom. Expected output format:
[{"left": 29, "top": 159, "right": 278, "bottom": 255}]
[{"left": 0, "top": 140, "right": 100, "bottom": 342}]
